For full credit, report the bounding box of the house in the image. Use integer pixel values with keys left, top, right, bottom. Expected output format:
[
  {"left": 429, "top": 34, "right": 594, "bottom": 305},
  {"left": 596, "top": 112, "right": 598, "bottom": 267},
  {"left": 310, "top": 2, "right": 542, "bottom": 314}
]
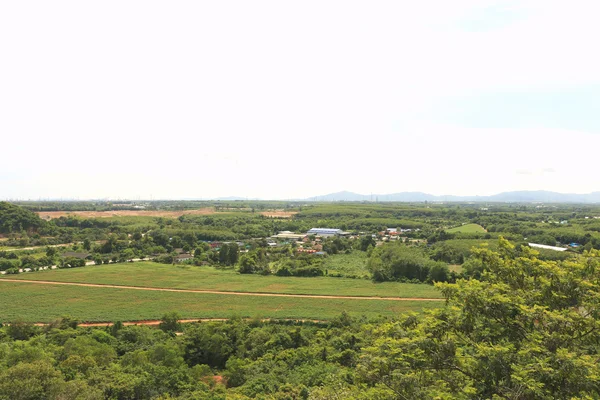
[
  {"left": 528, "top": 243, "right": 567, "bottom": 252},
  {"left": 175, "top": 254, "right": 193, "bottom": 262},
  {"left": 307, "top": 228, "right": 346, "bottom": 237},
  {"left": 271, "top": 232, "right": 308, "bottom": 241},
  {"left": 297, "top": 249, "right": 316, "bottom": 254}
]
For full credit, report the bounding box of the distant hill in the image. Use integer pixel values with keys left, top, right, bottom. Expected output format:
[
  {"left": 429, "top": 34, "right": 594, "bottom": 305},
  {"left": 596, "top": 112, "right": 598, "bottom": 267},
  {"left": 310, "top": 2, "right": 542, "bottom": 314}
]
[{"left": 304, "top": 191, "right": 600, "bottom": 203}]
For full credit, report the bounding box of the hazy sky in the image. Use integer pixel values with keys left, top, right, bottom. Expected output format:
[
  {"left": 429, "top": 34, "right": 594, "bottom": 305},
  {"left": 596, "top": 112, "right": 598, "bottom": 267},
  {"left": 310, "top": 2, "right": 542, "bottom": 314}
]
[{"left": 2, "top": 0, "right": 600, "bottom": 200}]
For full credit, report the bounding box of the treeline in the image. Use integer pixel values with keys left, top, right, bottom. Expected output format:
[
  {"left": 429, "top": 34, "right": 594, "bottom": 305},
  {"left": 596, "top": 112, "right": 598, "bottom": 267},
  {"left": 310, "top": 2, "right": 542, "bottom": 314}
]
[{"left": 0, "top": 202, "right": 47, "bottom": 234}]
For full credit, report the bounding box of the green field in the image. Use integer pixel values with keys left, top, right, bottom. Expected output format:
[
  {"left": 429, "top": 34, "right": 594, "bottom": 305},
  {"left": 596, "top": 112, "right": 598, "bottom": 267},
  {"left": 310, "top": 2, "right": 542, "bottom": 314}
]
[
  {"left": 1, "top": 262, "right": 441, "bottom": 298},
  {"left": 446, "top": 223, "right": 487, "bottom": 233},
  {"left": 322, "top": 251, "right": 370, "bottom": 278},
  {"left": 0, "top": 281, "right": 440, "bottom": 323}
]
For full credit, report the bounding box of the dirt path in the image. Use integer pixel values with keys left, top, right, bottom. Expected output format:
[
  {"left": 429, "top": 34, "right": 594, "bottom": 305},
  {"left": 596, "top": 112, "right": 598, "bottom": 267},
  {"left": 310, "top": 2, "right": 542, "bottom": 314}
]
[
  {"left": 0, "top": 279, "right": 444, "bottom": 301},
  {"left": 58, "top": 318, "right": 327, "bottom": 328}
]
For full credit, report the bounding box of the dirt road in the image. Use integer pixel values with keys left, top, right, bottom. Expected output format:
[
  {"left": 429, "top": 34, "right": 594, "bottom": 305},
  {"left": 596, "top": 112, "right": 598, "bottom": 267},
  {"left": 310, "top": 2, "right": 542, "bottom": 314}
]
[
  {"left": 67, "top": 318, "right": 326, "bottom": 327},
  {"left": 0, "top": 279, "right": 444, "bottom": 301}
]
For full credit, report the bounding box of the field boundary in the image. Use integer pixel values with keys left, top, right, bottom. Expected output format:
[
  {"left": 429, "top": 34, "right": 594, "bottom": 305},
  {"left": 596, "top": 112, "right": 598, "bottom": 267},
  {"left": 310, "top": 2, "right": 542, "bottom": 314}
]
[
  {"left": 35, "top": 318, "right": 328, "bottom": 327},
  {"left": 0, "top": 279, "right": 445, "bottom": 301}
]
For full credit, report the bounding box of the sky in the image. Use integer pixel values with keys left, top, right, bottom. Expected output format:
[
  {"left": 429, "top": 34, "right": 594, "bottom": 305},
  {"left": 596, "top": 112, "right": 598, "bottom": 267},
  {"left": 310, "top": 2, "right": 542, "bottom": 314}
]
[{"left": 1, "top": 0, "right": 600, "bottom": 200}]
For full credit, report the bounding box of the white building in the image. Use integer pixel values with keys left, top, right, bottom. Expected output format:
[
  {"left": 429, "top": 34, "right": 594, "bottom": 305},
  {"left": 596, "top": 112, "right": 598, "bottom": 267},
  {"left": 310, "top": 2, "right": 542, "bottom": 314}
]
[{"left": 307, "top": 228, "right": 343, "bottom": 237}]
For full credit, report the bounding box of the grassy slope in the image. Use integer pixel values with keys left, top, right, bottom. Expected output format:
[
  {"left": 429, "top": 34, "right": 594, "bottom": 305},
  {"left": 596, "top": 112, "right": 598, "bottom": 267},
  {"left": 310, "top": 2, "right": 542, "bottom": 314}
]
[
  {"left": 446, "top": 223, "right": 487, "bottom": 233},
  {"left": 0, "top": 281, "right": 440, "bottom": 323},
  {"left": 1, "top": 262, "right": 441, "bottom": 298}
]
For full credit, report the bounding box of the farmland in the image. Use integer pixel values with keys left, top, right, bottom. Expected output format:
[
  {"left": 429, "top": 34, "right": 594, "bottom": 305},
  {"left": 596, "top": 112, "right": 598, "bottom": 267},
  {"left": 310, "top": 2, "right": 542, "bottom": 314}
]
[
  {"left": 37, "top": 207, "right": 218, "bottom": 219},
  {"left": 0, "top": 261, "right": 442, "bottom": 298},
  {"left": 0, "top": 281, "right": 439, "bottom": 323},
  {"left": 446, "top": 223, "right": 487, "bottom": 233}
]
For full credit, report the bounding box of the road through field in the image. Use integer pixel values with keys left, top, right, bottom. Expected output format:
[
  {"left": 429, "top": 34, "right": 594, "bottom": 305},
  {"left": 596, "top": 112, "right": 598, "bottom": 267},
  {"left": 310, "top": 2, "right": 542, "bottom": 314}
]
[
  {"left": 0, "top": 278, "right": 444, "bottom": 301},
  {"left": 52, "top": 318, "right": 326, "bottom": 327}
]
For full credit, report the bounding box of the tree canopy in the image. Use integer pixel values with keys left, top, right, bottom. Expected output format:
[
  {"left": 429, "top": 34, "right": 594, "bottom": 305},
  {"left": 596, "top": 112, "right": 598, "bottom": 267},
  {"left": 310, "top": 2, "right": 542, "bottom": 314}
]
[
  {"left": 359, "top": 238, "right": 600, "bottom": 399},
  {"left": 0, "top": 202, "right": 46, "bottom": 234}
]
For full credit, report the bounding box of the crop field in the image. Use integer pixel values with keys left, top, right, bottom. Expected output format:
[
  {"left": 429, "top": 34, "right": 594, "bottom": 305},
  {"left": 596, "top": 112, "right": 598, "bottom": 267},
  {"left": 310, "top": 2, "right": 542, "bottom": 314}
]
[
  {"left": 0, "top": 281, "right": 440, "bottom": 323},
  {"left": 259, "top": 210, "right": 298, "bottom": 218},
  {"left": 0, "top": 262, "right": 441, "bottom": 298},
  {"left": 446, "top": 223, "right": 487, "bottom": 233},
  {"left": 37, "top": 208, "right": 218, "bottom": 219}
]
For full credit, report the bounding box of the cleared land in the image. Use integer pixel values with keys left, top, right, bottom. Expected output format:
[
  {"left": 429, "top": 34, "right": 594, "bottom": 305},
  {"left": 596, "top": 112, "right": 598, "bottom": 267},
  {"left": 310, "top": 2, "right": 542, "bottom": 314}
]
[
  {"left": 37, "top": 208, "right": 217, "bottom": 219},
  {"left": 259, "top": 210, "right": 298, "bottom": 218},
  {"left": 446, "top": 223, "right": 487, "bottom": 233},
  {"left": 0, "top": 281, "right": 439, "bottom": 323},
  {"left": 0, "top": 262, "right": 442, "bottom": 298}
]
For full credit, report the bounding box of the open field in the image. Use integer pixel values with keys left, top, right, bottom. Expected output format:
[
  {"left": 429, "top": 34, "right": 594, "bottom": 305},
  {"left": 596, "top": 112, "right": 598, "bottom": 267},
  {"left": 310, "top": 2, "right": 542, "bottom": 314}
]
[
  {"left": 37, "top": 208, "right": 217, "bottom": 219},
  {"left": 446, "top": 223, "right": 487, "bottom": 233},
  {"left": 0, "top": 281, "right": 440, "bottom": 323},
  {"left": 322, "top": 251, "right": 370, "bottom": 278},
  {"left": 259, "top": 210, "right": 298, "bottom": 218},
  {"left": 0, "top": 262, "right": 442, "bottom": 298}
]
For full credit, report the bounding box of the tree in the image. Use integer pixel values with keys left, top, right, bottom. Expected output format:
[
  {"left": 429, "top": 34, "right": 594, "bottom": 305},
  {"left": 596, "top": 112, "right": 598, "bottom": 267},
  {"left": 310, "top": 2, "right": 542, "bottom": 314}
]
[
  {"left": 228, "top": 243, "right": 239, "bottom": 266},
  {"left": 238, "top": 254, "right": 257, "bottom": 274},
  {"left": 0, "top": 361, "right": 65, "bottom": 399},
  {"left": 359, "top": 235, "right": 376, "bottom": 252},
  {"left": 359, "top": 238, "right": 600, "bottom": 399},
  {"left": 46, "top": 246, "right": 58, "bottom": 258},
  {"left": 119, "top": 248, "right": 135, "bottom": 262},
  {"left": 219, "top": 244, "right": 230, "bottom": 265},
  {"left": 159, "top": 312, "right": 181, "bottom": 333},
  {"left": 7, "top": 319, "right": 38, "bottom": 340}
]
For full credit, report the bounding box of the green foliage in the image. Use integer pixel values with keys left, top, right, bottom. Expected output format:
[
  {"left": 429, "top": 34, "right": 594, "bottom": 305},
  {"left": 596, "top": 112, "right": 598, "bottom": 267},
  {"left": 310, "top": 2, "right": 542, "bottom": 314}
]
[
  {"left": 359, "top": 239, "right": 600, "bottom": 398},
  {"left": 159, "top": 312, "right": 182, "bottom": 333},
  {"left": 368, "top": 243, "right": 450, "bottom": 283},
  {"left": 0, "top": 202, "right": 46, "bottom": 234}
]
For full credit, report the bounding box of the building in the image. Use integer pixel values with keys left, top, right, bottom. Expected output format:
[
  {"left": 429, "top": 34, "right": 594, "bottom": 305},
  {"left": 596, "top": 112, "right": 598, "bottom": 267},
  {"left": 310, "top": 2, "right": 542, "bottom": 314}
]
[
  {"left": 175, "top": 254, "right": 193, "bottom": 262},
  {"left": 528, "top": 243, "right": 567, "bottom": 252},
  {"left": 307, "top": 228, "right": 343, "bottom": 237},
  {"left": 271, "top": 231, "right": 308, "bottom": 241}
]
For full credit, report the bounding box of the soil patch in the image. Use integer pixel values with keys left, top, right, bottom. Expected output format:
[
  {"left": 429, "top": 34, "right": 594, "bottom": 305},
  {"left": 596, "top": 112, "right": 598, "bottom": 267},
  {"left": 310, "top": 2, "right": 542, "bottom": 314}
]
[{"left": 38, "top": 208, "right": 216, "bottom": 219}]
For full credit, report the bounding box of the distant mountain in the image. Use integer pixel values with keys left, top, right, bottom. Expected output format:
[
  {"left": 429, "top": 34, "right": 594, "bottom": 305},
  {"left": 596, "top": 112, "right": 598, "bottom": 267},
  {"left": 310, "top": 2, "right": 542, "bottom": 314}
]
[
  {"left": 213, "top": 196, "right": 247, "bottom": 201},
  {"left": 305, "top": 191, "right": 370, "bottom": 202},
  {"left": 304, "top": 191, "right": 600, "bottom": 203}
]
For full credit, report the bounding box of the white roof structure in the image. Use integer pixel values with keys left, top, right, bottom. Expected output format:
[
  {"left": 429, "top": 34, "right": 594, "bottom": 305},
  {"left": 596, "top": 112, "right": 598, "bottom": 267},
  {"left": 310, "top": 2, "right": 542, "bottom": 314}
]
[
  {"left": 307, "top": 228, "right": 342, "bottom": 235},
  {"left": 528, "top": 243, "right": 567, "bottom": 252}
]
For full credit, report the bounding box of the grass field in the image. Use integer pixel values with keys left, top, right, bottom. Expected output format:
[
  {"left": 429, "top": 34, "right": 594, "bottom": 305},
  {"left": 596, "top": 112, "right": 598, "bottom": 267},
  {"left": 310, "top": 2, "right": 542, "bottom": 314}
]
[
  {"left": 322, "top": 251, "right": 370, "bottom": 278},
  {"left": 0, "top": 281, "right": 440, "bottom": 323},
  {"left": 446, "top": 223, "right": 487, "bottom": 233},
  {"left": 1, "top": 262, "right": 442, "bottom": 298}
]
